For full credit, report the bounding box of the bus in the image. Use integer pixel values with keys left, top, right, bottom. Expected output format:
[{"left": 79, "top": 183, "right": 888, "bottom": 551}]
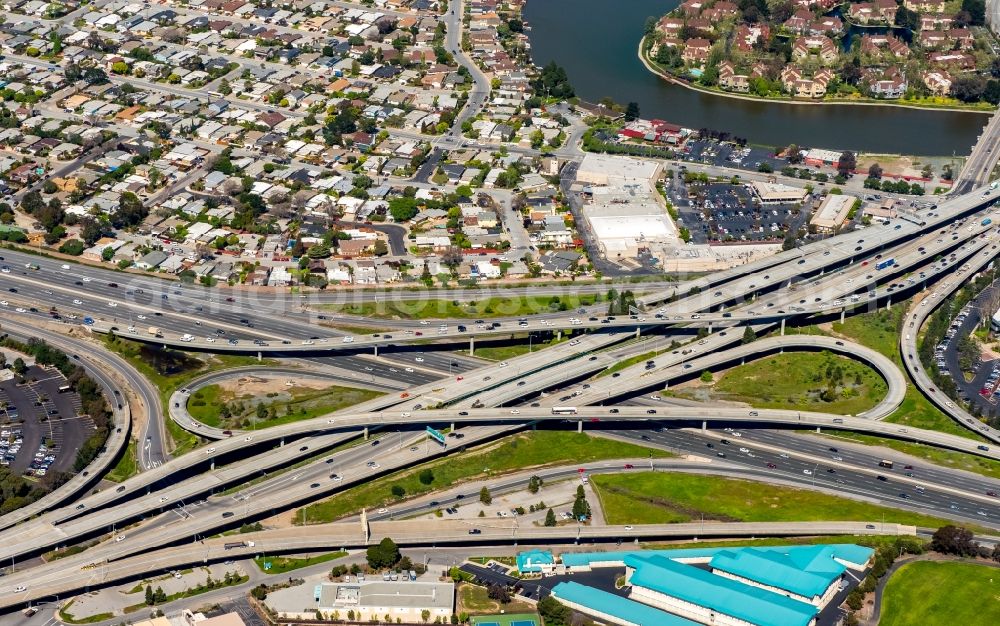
[
  {"left": 57, "top": 384, "right": 72, "bottom": 393},
  {"left": 878, "top": 459, "right": 893, "bottom": 469},
  {"left": 551, "top": 407, "right": 578, "bottom": 415}
]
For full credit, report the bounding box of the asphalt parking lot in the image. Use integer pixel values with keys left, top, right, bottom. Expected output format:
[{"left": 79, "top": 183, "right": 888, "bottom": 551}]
[
  {"left": 0, "top": 364, "right": 92, "bottom": 476},
  {"left": 665, "top": 178, "right": 810, "bottom": 244}
]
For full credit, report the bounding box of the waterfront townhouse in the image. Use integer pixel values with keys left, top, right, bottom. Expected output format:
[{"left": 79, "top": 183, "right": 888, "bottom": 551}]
[
  {"left": 702, "top": 1, "right": 739, "bottom": 21},
  {"left": 928, "top": 50, "right": 976, "bottom": 71},
  {"left": 919, "top": 30, "right": 951, "bottom": 49},
  {"left": 864, "top": 67, "right": 908, "bottom": 99},
  {"left": 860, "top": 33, "right": 910, "bottom": 58},
  {"left": 920, "top": 14, "right": 953, "bottom": 30},
  {"left": 848, "top": 0, "right": 897, "bottom": 24},
  {"left": 948, "top": 28, "right": 975, "bottom": 50},
  {"left": 718, "top": 61, "right": 750, "bottom": 92},
  {"left": 922, "top": 69, "right": 953, "bottom": 96},
  {"left": 733, "top": 23, "right": 770, "bottom": 53},
  {"left": 791, "top": 35, "right": 838, "bottom": 63},
  {"left": 681, "top": 37, "right": 711, "bottom": 65},
  {"left": 904, "top": 0, "right": 946, "bottom": 11},
  {"left": 780, "top": 66, "right": 834, "bottom": 98}
]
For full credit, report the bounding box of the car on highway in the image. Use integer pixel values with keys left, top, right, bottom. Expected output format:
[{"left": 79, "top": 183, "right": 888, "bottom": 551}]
[
  {"left": 310, "top": 483, "right": 320, "bottom": 488},
  {"left": 330, "top": 474, "right": 342, "bottom": 481},
  {"left": 468, "top": 528, "right": 481, "bottom": 534}
]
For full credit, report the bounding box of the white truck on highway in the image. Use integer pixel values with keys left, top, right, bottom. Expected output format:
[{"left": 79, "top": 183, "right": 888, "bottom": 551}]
[{"left": 148, "top": 326, "right": 161, "bottom": 336}]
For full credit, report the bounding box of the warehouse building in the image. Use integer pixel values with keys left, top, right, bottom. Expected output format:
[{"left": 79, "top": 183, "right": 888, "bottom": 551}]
[
  {"left": 545, "top": 545, "right": 872, "bottom": 626},
  {"left": 266, "top": 580, "right": 454, "bottom": 623}
]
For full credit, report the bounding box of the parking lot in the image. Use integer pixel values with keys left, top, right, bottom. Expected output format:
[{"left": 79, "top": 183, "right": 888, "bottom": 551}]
[
  {"left": 665, "top": 178, "right": 811, "bottom": 245},
  {"left": 0, "top": 364, "right": 93, "bottom": 477}
]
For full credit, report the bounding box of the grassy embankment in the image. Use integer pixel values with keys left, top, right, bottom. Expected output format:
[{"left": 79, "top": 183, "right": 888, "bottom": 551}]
[
  {"left": 592, "top": 472, "right": 970, "bottom": 529},
  {"left": 294, "top": 431, "right": 672, "bottom": 524}
]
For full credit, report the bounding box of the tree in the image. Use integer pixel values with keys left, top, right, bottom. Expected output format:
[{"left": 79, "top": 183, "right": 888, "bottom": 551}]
[
  {"left": 837, "top": 151, "right": 856, "bottom": 176},
  {"left": 114, "top": 191, "right": 148, "bottom": 229},
  {"left": 868, "top": 163, "right": 883, "bottom": 180},
  {"left": 894, "top": 6, "right": 919, "bottom": 31},
  {"left": 373, "top": 240, "right": 388, "bottom": 256},
  {"left": 962, "top": 0, "right": 985, "bottom": 25},
  {"left": 951, "top": 76, "right": 986, "bottom": 103},
  {"left": 487, "top": 584, "right": 511, "bottom": 604},
  {"left": 12, "top": 358, "right": 27, "bottom": 376},
  {"left": 418, "top": 468, "right": 434, "bottom": 485},
  {"left": 366, "top": 537, "right": 401, "bottom": 569},
  {"left": 145, "top": 585, "right": 154, "bottom": 606},
  {"left": 624, "top": 101, "right": 640, "bottom": 121},
  {"left": 544, "top": 508, "right": 557, "bottom": 526},
  {"left": 391, "top": 484, "right": 405, "bottom": 498},
  {"left": 528, "top": 475, "right": 542, "bottom": 494},
  {"left": 421, "top": 609, "right": 431, "bottom": 623},
  {"left": 741, "top": 326, "right": 756, "bottom": 344},
  {"left": 931, "top": 525, "right": 978, "bottom": 556},
  {"left": 479, "top": 486, "right": 492, "bottom": 505}
]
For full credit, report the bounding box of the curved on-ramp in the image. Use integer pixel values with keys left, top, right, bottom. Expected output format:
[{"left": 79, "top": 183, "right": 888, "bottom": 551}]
[{"left": 900, "top": 238, "right": 1000, "bottom": 443}]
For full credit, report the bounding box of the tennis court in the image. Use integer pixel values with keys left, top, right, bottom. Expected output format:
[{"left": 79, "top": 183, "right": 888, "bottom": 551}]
[{"left": 470, "top": 615, "right": 538, "bottom": 626}]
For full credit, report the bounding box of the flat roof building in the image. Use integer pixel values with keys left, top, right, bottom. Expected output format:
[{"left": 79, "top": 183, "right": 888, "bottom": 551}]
[
  {"left": 750, "top": 181, "right": 808, "bottom": 205},
  {"left": 317, "top": 581, "right": 453, "bottom": 623},
  {"left": 810, "top": 193, "right": 856, "bottom": 233},
  {"left": 576, "top": 154, "right": 662, "bottom": 186}
]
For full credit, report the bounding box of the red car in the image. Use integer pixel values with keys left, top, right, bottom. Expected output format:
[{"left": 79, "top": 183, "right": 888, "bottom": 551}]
[
  {"left": 766, "top": 463, "right": 777, "bottom": 469},
  {"left": 624, "top": 464, "right": 634, "bottom": 469}
]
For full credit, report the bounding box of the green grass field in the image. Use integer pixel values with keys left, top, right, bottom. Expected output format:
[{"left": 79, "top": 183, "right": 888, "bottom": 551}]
[
  {"left": 186, "top": 383, "right": 382, "bottom": 429},
  {"left": 689, "top": 352, "right": 887, "bottom": 415},
  {"left": 294, "top": 431, "right": 671, "bottom": 524},
  {"left": 591, "top": 472, "right": 962, "bottom": 528},
  {"left": 322, "top": 294, "right": 602, "bottom": 320},
  {"left": 102, "top": 335, "right": 275, "bottom": 455},
  {"left": 880, "top": 561, "right": 1000, "bottom": 626},
  {"left": 831, "top": 309, "right": 987, "bottom": 440},
  {"left": 253, "top": 551, "right": 347, "bottom": 574},
  {"left": 105, "top": 439, "right": 138, "bottom": 482}
]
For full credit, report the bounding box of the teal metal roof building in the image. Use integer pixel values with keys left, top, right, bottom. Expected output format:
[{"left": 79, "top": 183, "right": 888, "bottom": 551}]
[
  {"left": 550, "top": 581, "right": 700, "bottom": 626},
  {"left": 710, "top": 547, "right": 843, "bottom": 601},
  {"left": 559, "top": 543, "right": 872, "bottom": 571},
  {"left": 516, "top": 550, "right": 555, "bottom": 573},
  {"left": 625, "top": 554, "right": 819, "bottom": 626}
]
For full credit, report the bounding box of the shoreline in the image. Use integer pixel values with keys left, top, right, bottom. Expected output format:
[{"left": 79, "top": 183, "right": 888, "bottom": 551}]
[{"left": 636, "top": 35, "right": 993, "bottom": 116}]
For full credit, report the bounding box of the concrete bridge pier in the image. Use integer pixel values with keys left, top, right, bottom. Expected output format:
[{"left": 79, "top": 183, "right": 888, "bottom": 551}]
[
  {"left": 780, "top": 319, "right": 785, "bottom": 336},
  {"left": 816, "top": 426, "right": 822, "bottom": 433},
  {"left": 279, "top": 438, "right": 284, "bottom": 447},
  {"left": 469, "top": 336, "right": 474, "bottom": 356},
  {"left": 886, "top": 297, "right": 891, "bottom": 311},
  {"left": 257, "top": 351, "right": 262, "bottom": 362},
  {"left": 450, "top": 422, "right": 455, "bottom": 432},
  {"left": 374, "top": 345, "right": 378, "bottom": 357},
  {"left": 841, "top": 307, "right": 846, "bottom": 323},
  {"left": 557, "top": 330, "right": 562, "bottom": 340},
  {"left": 210, "top": 458, "right": 215, "bottom": 471},
  {"left": 702, "top": 420, "right": 707, "bottom": 432},
  {"left": 577, "top": 420, "right": 583, "bottom": 433},
  {"left": 635, "top": 327, "right": 640, "bottom": 338},
  {"left": 363, "top": 426, "right": 369, "bottom": 440}
]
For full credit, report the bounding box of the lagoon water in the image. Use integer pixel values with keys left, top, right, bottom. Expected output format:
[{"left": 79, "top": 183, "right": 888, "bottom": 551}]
[{"left": 523, "top": 0, "right": 985, "bottom": 155}]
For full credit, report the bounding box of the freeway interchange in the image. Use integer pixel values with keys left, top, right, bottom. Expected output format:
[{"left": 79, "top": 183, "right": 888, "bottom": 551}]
[{"left": 4, "top": 178, "right": 1000, "bottom": 612}]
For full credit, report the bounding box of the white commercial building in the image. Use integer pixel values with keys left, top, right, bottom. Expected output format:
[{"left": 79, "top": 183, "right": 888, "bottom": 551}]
[
  {"left": 575, "top": 154, "right": 674, "bottom": 259},
  {"left": 809, "top": 193, "right": 857, "bottom": 233},
  {"left": 750, "top": 181, "right": 808, "bottom": 204}
]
